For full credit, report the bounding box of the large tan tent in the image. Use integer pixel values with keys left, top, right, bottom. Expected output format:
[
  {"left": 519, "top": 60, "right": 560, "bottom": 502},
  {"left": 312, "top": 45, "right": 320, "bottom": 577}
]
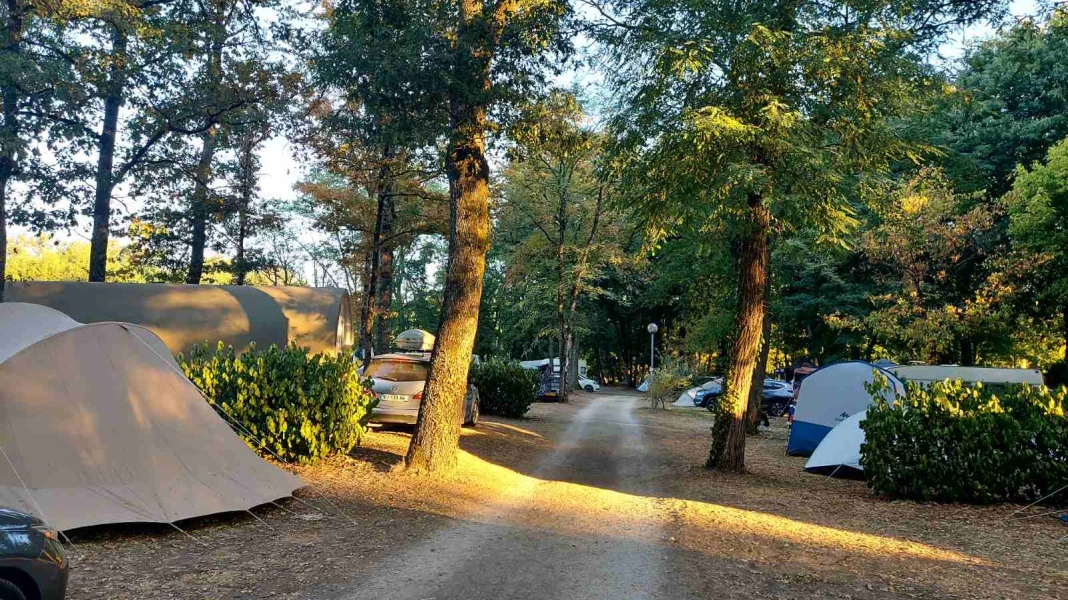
[
  {"left": 0, "top": 303, "right": 304, "bottom": 531},
  {"left": 5, "top": 281, "right": 354, "bottom": 356}
]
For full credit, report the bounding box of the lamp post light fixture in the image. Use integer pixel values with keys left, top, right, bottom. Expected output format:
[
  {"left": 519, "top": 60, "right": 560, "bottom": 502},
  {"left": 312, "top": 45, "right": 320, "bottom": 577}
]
[{"left": 647, "top": 323, "right": 658, "bottom": 385}]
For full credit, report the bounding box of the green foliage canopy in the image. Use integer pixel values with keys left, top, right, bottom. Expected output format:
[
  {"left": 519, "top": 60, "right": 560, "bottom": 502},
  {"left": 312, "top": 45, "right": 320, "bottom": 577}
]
[
  {"left": 1006, "top": 137, "right": 1068, "bottom": 317},
  {"left": 936, "top": 10, "right": 1068, "bottom": 197},
  {"left": 593, "top": 0, "right": 1003, "bottom": 247}
]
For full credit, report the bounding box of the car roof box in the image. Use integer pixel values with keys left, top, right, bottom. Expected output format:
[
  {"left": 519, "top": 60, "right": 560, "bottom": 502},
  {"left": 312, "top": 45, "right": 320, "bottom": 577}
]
[{"left": 395, "top": 329, "right": 435, "bottom": 352}]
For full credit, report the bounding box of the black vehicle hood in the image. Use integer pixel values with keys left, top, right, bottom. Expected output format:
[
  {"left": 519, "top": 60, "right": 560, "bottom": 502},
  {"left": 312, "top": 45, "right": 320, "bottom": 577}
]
[{"left": 0, "top": 508, "right": 43, "bottom": 530}]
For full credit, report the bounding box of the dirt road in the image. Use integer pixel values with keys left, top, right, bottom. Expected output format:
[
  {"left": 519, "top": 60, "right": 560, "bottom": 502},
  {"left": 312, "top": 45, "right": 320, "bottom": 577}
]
[
  {"left": 322, "top": 394, "right": 679, "bottom": 600},
  {"left": 68, "top": 390, "right": 1067, "bottom": 600}
]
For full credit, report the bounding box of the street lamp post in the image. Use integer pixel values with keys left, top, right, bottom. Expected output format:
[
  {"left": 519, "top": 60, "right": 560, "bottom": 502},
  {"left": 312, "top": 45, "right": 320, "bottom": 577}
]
[{"left": 647, "top": 323, "right": 658, "bottom": 385}]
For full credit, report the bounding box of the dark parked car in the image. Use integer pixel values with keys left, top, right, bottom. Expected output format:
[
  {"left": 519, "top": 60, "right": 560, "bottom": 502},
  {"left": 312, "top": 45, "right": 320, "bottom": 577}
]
[
  {"left": 701, "top": 379, "right": 794, "bottom": 417},
  {"left": 693, "top": 378, "right": 724, "bottom": 408},
  {"left": 0, "top": 508, "right": 68, "bottom": 600}
]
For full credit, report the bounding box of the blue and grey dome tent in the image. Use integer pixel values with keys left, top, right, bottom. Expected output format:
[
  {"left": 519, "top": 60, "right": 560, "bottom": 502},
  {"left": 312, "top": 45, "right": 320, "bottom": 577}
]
[{"left": 786, "top": 361, "right": 904, "bottom": 456}]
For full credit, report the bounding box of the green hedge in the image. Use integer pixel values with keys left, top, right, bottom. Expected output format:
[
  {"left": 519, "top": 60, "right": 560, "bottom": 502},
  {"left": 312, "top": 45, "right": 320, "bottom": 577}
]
[
  {"left": 862, "top": 377, "right": 1068, "bottom": 504},
  {"left": 180, "top": 342, "right": 378, "bottom": 464},
  {"left": 470, "top": 358, "right": 538, "bottom": 418}
]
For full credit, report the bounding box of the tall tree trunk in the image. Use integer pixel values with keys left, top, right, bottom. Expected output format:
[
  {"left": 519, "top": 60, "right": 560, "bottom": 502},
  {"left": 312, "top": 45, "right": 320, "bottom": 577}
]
[
  {"left": 359, "top": 247, "right": 375, "bottom": 358},
  {"left": 374, "top": 146, "right": 396, "bottom": 352},
  {"left": 563, "top": 185, "right": 604, "bottom": 391},
  {"left": 186, "top": 124, "right": 218, "bottom": 284},
  {"left": 621, "top": 323, "right": 633, "bottom": 385},
  {"left": 405, "top": 3, "right": 492, "bottom": 471},
  {"left": 87, "top": 25, "right": 127, "bottom": 282},
  {"left": 556, "top": 183, "right": 568, "bottom": 402},
  {"left": 186, "top": 9, "right": 224, "bottom": 285},
  {"left": 708, "top": 196, "right": 769, "bottom": 472},
  {"left": 0, "top": 0, "right": 22, "bottom": 302},
  {"left": 234, "top": 131, "right": 255, "bottom": 285},
  {"left": 235, "top": 209, "right": 248, "bottom": 284},
  {"left": 746, "top": 300, "right": 772, "bottom": 434},
  {"left": 361, "top": 194, "right": 384, "bottom": 356}
]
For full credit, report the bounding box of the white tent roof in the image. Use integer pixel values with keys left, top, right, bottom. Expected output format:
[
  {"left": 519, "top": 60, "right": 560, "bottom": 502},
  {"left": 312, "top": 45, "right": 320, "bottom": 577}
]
[
  {"left": 0, "top": 303, "right": 303, "bottom": 531},
  {"left": 805, "top": 410, "right": 868, "bottom": 477},
  {"left": 0, "top": 303, "right": 80, "bottom": 363}
]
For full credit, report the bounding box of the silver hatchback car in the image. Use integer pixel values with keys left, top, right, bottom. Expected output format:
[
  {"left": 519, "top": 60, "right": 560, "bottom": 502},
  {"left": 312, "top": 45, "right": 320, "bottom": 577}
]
[{"left": 364, "top": 352, "right": 480, "bottom": 426}]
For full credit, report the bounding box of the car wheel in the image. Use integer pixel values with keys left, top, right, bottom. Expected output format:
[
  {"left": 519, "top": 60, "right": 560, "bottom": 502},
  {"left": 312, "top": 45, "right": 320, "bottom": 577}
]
[
  {"left": 0, "top": 579, "right": 28, "bottom": 600},
  {"left": 584, "top": 385, "right": 594, "bottom": 392}
]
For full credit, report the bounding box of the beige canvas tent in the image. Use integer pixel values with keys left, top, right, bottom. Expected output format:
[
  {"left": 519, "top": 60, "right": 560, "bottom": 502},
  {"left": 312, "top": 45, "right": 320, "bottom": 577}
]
[
  {"left": 5, "top": 281, "right": 354, "bottom": 356},
  {"left": 0, "top": 302, "right": 304, "bottom": 531}
]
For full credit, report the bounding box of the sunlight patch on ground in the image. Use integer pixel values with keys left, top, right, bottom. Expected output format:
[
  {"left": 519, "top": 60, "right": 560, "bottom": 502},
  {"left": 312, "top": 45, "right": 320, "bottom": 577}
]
[
  {"left": 671, "top": 496, "right": 983, "bottom": 565},
  {"left": 361, "top": 448, "right": 986, "bottom": 568},
  {"left": 465, "top": 421, "right": 549, "bottom": 440}
]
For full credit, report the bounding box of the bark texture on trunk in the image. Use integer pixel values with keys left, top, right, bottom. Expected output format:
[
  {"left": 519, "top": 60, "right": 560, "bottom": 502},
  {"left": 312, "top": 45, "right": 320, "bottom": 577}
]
[
  {"left": 405, "top": 111, "right": 490, "bottom": 472},
  {"left": 234, "top": 132, "right": 255, "bottom": 285},
  {"left": 405, "top": 16, "right": 492, "bottom": 471},
  {"left": 0, "top": 0, "right": 21, "bottom": 302},
  {"left": 359, "top": 246, "right": 375, "bottom": 359},
  {"left": 186, "top": 11, "right": 224, "bottom": 285},
  {"left": 88, "top": 25, "right": 127, "bottom": 282},
  {"left": 360, "top": 147, "right": 396, "bottom": 356},
  {"left": 374, "top": 147, "right": 396, "bottom": 352},
  {"left": 186, "top": 124, "right": 218, "bottom": 284},
  {"left": 746, "top": 303, "right": 772, "bottom": 434},
  {"left": 361, "top": 194, "right": 383, "bottom": 356},
  {"left": 556, "top": 183, "right": 568, "bottom": 402},
  {"left": 708, "top": 196, "right": 769, "bottom": 472},
  {"left": 375, "top": 233, "right": 394, "bottom": 348}
]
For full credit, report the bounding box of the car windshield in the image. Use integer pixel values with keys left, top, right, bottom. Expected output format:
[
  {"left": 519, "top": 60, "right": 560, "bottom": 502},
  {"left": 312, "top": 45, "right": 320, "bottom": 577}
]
[{"left": 365, "top": 359, "right": 429, "bottom": 382}]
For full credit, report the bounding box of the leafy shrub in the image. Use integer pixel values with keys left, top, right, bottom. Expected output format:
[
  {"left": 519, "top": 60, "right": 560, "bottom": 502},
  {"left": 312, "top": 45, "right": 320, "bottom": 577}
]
[
  {"left": 180, "top": 342, "right": 378, "bottom": 464},
  {"left": 862, "top": 377, "right": 1068, "bottom": 504},
  {"left": 648, "top": 359, "right": 690, "bottom": 408},
  {"left": 470, "top": 358, "right": 538, "bottom": 418}
]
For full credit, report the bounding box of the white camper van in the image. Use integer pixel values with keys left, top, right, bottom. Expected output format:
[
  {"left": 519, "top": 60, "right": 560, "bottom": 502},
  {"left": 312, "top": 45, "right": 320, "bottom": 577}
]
[{"left": 888, "top": 365, "right": 1044, "bottom": 387}]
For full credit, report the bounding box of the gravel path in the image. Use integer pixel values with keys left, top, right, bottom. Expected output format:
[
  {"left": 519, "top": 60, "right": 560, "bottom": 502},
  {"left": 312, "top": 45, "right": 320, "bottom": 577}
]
[{"left": 324, "top": 394, "right": 674, "bottom": 600}]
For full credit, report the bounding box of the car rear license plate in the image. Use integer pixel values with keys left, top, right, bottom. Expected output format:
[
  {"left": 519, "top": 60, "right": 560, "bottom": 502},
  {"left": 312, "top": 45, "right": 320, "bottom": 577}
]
[{"left": 381, "top": 394, "right": 409, "bottom": 402}]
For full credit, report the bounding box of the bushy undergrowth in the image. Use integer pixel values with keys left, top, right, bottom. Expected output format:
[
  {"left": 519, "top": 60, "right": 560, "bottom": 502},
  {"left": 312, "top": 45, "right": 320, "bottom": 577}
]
[
  {"left": 470, "top": 358, "right": 538, "bottom": 418},
  {"left": 862, "top": 376, "right": 1068, "bottom": 504},
  {"left": 180, "top": 342, "right": 377, "bottom": 463},
  {"left": 648, "top": 359, "right": 690, "bottom": 408}
]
